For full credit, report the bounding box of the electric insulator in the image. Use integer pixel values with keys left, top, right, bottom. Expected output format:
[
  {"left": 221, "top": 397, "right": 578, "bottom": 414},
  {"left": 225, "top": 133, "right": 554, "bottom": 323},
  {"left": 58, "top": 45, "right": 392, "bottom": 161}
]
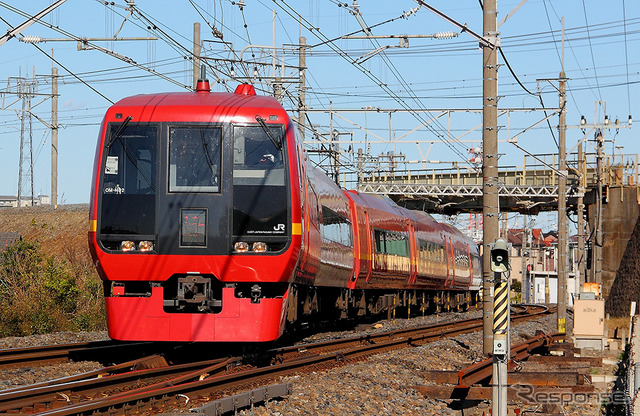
[
  {"left": 20, "top": 36, "right": 43, "bottom": 44},
  {"left": 433, "top": 31, "right": 458, "bottom": 39}
]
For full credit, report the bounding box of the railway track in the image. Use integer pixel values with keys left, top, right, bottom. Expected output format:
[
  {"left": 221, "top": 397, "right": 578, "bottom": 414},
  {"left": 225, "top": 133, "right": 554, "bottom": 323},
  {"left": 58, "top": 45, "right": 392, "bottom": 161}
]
[
  {"left": 0, "top": 340, "right": 158, "bottom": 371},
  {"left": 0, "top": 305, "right": 552, "bottom": 415}
]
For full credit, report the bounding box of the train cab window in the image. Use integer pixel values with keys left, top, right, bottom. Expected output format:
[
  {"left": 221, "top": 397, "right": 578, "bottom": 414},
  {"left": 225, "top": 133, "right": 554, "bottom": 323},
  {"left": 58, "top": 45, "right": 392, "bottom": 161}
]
[
  {"left": 100, "top": 123, "right": 157, "bottom": 236},
  {"left": 232, "top": 125, "right": 288, "bottom": 238},
  {"left": 169, "top": 126, "right": 222, "bottom": 193}
]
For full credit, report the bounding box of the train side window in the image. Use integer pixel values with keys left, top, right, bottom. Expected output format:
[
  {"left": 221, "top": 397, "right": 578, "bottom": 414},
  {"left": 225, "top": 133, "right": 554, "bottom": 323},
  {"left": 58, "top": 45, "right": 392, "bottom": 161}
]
[
  {"left": 374, "top": 229, "right": 408, "bottom": 257},
  {"left": 374, "top": 229, "right": 385, "bottom": 253},
  {"left": 321, "top": 206, "right": 352, "bottom": 247},
  {"left": 169, "top": 126, "right": 222, "bottom": 193},
  {"left": 307, "top": 179, "right": 320, "bottom": 229}
]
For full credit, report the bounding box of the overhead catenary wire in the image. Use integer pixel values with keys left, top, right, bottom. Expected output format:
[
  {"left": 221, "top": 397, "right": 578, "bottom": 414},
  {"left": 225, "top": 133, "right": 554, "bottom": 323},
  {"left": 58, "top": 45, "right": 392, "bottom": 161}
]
[
  {"left": 0, "top": 2, "right": 191, "bottom": 91},
  {"left": 622, "top": 0, "right": 632, "bottom": 115},
  {"left": 581, "top": 0, "right": 603, "bottom": 101},
  {"left": 273, "top": 0, "right": 474, "bottom": 167},
  {"left": 0, "top": 3, "right": 636, "bottom": 159}
]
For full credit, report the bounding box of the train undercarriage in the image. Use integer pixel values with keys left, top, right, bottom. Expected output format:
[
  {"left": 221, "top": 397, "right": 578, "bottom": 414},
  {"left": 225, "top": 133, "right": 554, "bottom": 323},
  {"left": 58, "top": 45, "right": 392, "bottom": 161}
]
[{"left": 285, "top": 284, "right": 481, "bottom": 325}]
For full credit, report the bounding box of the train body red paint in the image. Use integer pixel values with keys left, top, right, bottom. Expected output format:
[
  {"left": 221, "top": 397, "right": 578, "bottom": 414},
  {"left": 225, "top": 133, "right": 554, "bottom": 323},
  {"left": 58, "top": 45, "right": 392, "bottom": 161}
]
[{"left": 88, "top": 81, "right": 481, "bottom": 342}]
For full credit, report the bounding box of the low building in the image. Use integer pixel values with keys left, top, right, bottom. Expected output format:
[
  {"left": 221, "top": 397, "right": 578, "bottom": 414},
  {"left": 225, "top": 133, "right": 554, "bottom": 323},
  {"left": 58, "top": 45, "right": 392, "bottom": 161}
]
[
  {"left": 506, "top": 228, "right": 578, "bottom": 305},
  {"left": 0, "top": 195, "right": 50, "bottom": 207}
]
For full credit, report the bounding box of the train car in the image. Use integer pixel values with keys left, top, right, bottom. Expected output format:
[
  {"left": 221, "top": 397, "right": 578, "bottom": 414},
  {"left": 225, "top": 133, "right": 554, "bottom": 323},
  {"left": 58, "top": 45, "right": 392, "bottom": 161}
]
[{"left": 88, "top": 78, "right": 481, "bottom": 342}]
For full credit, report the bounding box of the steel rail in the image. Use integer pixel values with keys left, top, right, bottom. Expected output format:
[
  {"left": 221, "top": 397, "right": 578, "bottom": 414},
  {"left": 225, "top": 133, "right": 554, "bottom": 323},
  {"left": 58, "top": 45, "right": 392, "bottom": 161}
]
[
  {"left": 268, "top": 304, "right": 549, "bottom": 362},
  {"left": 0, "top": 340, "right": 155, "bottom": 370},
  {"left": 26, "top": 305, "right": 551, "bottom": 415},
  {"left": 0, "top": 356, "right": 236, "bottom": 413},
  {"left": 0, "top": 354, "right": 167, "bottom": 395},
  {"left": 0, "top": 341, "right": 114, "bottom": 369},
  {"left": 455, "top": 331, "right": 566, "bottom": 388}
]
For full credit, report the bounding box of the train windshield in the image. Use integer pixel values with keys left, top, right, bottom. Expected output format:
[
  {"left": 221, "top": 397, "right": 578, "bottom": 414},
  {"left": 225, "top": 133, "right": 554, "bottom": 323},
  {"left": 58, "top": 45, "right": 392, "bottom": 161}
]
[
  {"left": 100, "top": 123, "right": 157, "bottom": 235},
  {"left": 169, "top": 126, "right": 221, "bottom": 193},
  {"left": 232, "top": 124, "right": 288, "bottom": 238}
]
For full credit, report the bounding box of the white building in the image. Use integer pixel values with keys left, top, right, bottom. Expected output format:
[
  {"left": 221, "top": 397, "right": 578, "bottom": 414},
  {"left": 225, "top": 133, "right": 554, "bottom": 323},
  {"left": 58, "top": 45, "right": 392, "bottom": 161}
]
[{"left": 0, "top": 195, "right": 51, "bottom": 207}]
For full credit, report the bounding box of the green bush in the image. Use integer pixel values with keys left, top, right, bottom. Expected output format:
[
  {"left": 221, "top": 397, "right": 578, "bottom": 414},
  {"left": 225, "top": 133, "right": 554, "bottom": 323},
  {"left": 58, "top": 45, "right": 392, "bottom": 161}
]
[{"left": 0, "top": 239, "right": 106, "bottom": 337}]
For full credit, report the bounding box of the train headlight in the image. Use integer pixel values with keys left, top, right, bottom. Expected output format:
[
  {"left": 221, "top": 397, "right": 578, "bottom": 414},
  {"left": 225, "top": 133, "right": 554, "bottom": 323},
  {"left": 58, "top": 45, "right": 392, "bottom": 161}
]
[
  {"left": 138, "top": 241, "right": 154, "bottom": 252},
  {"left": 120, "top": 240, "right": 136, "bottom": 252},
  {"left": 234, "top": 242, "right": 249, "bottom": 253},
  {"left": 252, "top": 242, "right": 268, "bottom": 253}
]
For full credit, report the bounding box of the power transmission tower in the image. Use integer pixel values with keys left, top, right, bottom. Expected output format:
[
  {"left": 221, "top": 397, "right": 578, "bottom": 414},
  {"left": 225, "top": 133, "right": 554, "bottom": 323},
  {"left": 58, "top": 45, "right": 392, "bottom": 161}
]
[
  {"left": 2, "top": 67, "right": 60, "bottom": 207},
  {"left": 15, "top": 69, "right": 37, "bottom": 206}
]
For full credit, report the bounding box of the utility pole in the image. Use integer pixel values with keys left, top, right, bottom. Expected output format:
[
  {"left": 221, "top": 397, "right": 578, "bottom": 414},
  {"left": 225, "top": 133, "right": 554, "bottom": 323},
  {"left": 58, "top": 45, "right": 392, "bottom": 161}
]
[
  {"left": 521, "top": 221, "right": 528, "bottom": 303},
  {"left": 482, "top": 0, "right": 499, "bottom": 358},
  {"left": 481, "top": 1, "right": 505, "bottom": 413},
  {"left": 17, "top": 78, "right": 25, "bottom": 205},
  {"left": 557, "top": 16, "right": 568, "bottom": 335},
  {"left": 272, "top": 10, "right": 284, "bottom": 103},
  {"left": 567, "top": 103, "right": 631, "bottom": 287},
  {"left": 51, "top": 65, "right": 58, "bottom": 208},
  {"left": 577, "top": 142, "right": 585, "bottom": 288},
  {"left": 298, "top": 36, "right": 307, "bottom": 139},
  {"left": 557, "top": 69, "right": 567, "bottom": 334},
  {"left": 595, "top": 130, "right": 604, "bottom": 287},
  {"left": 193, "top": 22, "right": 201, "bottom": 90}
]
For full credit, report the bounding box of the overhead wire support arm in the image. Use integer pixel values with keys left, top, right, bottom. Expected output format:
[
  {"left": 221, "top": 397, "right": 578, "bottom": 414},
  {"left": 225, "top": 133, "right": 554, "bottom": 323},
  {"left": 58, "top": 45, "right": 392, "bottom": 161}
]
[
  {"left": 413, "top": 0, "right": 497, "bottom": 48},
  {"left": 509, "top": 141, "right": 567, "bottom": 178},
  {"left": 498, "top": 0, "right": 529, "bottom": 28},
  {"left": 0, "top": 0, "right": 66, "bottom": 47},
  {"left": 507, "top": 110, "right": 561, "bottom": 145},
  {"left": 342, "top": 33, "right": 458, "bottom": 40}
]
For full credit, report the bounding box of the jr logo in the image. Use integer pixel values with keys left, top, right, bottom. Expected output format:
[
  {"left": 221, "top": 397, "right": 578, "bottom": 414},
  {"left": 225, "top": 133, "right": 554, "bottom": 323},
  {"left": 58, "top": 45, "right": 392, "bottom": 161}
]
[{"left": 274, "top": 224, "right": 285, "bottom": 232}]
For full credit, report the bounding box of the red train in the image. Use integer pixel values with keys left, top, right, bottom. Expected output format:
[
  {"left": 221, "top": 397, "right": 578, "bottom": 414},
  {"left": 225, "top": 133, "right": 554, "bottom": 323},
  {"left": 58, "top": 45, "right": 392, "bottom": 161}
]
[{"left": 88, "top": 78, "right": 481, "bottom": 342}]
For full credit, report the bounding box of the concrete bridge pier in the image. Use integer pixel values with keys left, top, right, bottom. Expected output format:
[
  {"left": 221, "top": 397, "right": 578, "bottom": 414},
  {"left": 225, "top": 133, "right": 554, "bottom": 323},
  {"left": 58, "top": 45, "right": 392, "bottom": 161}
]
[{"left": 587, "top": 186, "right": 640, "bottom": 317}]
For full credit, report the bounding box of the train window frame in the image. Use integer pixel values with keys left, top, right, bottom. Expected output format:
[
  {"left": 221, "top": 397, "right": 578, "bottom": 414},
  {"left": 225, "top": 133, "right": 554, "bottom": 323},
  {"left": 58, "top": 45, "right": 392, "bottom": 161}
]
[
  {"left": 98, "top": 122, "right": 159, "bottom": 244},
  {"left": 320, "top": 205, "right": 353, "bottom": 247},
  {"left": 101, "top": 122, "right": 159, "bottom": 196},
  {"left": 168, "top": 125, "right": 223, "bottom": 194},
  {"left": 232, "top": 123, "right": 290, "bottom": 242},
  {"left": 374, "top": 228, "right": 409, "bottom": 257}
]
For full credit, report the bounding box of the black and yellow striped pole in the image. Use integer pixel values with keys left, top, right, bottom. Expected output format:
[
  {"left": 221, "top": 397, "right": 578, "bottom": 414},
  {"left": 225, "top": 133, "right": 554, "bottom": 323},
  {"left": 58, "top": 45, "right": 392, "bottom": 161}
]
[
  {"left": 490, "top": 239, "right": 510, "bottom": 416},
  {"left": 493, "top": 278, "right": 509, "bottom": 341}
]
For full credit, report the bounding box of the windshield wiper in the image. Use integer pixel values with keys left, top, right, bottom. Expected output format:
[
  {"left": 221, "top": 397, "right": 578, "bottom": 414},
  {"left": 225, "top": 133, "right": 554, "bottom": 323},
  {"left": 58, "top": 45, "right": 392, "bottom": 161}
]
[
  {"left": 255, "top": 115, "right": 282, "bottom": 151},
  {"left": 106, "top": 116, "right": 132, "bottom": 149}
]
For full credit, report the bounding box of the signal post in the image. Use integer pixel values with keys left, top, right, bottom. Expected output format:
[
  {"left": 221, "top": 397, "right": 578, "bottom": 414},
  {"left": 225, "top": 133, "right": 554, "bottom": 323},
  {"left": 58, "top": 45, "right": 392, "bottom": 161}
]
[{"left": 490, "top": 239, "right": 510, "bottom": 416}]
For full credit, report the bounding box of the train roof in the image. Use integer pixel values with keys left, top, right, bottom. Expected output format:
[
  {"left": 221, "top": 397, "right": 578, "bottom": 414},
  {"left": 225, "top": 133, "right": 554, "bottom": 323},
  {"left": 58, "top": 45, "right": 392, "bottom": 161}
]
[
  {"left": 105, "top": 84, "right": 288, "bottom": 124},
  {"left": 346, "top": 190, "right": 406, "bottom": 216}
]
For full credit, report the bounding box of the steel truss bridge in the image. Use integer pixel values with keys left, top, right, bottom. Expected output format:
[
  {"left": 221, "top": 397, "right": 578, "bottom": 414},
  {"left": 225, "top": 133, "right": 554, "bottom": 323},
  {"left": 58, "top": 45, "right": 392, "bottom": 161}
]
[{"left": 352, "top": 152, "right": 639, "bottom": 214}]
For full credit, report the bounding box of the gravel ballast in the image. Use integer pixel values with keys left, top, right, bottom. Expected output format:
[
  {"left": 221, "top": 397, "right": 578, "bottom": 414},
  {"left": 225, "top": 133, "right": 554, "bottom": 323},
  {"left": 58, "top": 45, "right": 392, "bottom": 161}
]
[{"left": 0, "top": 312, "right": 617, "bottom": 415}]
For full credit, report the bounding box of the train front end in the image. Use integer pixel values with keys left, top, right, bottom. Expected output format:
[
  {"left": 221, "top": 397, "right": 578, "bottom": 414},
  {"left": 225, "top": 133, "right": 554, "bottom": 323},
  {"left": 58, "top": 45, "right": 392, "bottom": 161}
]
[{"left": 88, "top": 83, "right": 302, "bottom": 342}]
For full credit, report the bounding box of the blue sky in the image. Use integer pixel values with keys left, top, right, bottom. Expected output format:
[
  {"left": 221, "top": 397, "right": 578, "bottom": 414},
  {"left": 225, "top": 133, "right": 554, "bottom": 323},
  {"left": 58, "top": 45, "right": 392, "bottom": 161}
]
[{"left": 0, "top": 0, "right": 638, "bottom": 234}]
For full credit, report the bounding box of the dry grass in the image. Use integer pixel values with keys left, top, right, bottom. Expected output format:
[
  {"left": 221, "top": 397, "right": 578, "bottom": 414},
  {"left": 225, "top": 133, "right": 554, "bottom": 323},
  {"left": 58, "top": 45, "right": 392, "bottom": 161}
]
[{"left": 0, "top": 205, "right": 105, "bottom": 336}]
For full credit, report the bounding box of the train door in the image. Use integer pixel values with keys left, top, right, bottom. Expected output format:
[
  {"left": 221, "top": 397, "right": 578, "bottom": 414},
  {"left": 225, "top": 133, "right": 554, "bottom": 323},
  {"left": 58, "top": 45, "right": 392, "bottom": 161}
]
[
  {"left": 408, "top": 222, "right": 417, "bottom": 285},
  {"left": 448, "top": 238, "right": 456, "bottom": 288},
  {"left": 467, "top": 244, "right": 473, "bottom": 286},
  {"left": 362, "top": 211, "right": 373, "bottom": 282},
  {"left": 346, "top": 201, "right": 361, "bottom": 290},
  {"left": 156, "top": 124, "right": 231, "bottom": 256},
  {"left": 443, "top": 235, "right": 451, "bottom": 288},
  {"left": 297, "top": 144, "right": 311, "bottom": 277},
  {"left": 443, "top": 236, "right": 456, "bottom": 289}
]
